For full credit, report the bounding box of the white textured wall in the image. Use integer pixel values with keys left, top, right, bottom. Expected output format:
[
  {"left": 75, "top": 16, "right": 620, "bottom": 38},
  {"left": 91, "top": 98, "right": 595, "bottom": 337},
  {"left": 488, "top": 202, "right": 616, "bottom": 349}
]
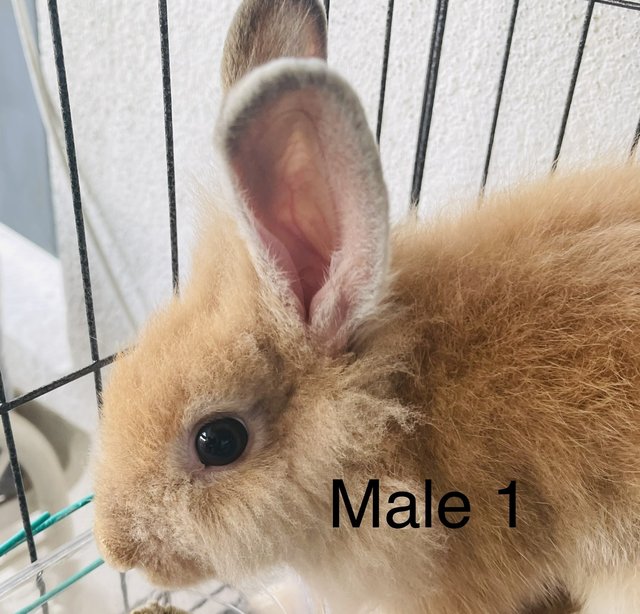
[{"left": 30, "top": 0, "right": 640, "bottom": 428}]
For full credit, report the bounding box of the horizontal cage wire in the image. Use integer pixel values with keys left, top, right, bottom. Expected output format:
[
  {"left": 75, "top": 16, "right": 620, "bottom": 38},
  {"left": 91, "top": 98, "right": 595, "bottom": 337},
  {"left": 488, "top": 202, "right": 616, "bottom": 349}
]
[{"left": 1, "top": 0, "right": 639, "bottom": 612}]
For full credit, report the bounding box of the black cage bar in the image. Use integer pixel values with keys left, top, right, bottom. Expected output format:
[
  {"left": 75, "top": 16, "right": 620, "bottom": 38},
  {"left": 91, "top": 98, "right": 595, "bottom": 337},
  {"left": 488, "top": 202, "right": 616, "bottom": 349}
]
[{"left": 1, "top": 0, "right": 639, "bottom": 611}]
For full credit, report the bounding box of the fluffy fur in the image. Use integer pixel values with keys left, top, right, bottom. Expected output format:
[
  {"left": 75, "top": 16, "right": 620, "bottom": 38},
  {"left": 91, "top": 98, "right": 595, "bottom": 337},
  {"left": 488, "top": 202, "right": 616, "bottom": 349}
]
[
  {"left": 221, "top": 0, "right": 327, "bottom": 91},
  {"left": 93, "top": 1, "right": 640, "bottom": 612}
]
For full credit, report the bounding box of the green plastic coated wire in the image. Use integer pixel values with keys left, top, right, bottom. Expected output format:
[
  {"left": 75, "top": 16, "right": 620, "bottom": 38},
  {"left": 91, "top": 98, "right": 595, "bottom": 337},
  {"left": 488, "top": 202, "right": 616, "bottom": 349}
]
[
  {"left": 0, "top": 494, "right": 94, "bottom": 558},
  {"left": 1, "top": 495, "right": 106, "bottom": 612},
  {"left": 15, "top": 558, "right": 104, "bottom": 614},
  {"left": 0, "top": 512, "right": 50, "bottom": 557}
]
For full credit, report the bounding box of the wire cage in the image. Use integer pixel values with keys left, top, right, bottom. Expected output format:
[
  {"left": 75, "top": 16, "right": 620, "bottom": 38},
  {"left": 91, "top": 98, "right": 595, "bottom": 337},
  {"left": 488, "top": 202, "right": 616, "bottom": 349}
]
[{"left": 1, "top": 0, "right": 639, "bottom": 612}]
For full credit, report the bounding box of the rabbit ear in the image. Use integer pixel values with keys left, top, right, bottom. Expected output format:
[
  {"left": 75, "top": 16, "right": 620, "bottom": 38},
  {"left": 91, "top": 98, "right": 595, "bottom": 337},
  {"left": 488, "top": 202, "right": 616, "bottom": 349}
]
[
  {"left": 216, "top": 60, "right": 389, "bottom": 352},
  {"left": 221, "top": 0, "right": 327, "bottom": 92}
]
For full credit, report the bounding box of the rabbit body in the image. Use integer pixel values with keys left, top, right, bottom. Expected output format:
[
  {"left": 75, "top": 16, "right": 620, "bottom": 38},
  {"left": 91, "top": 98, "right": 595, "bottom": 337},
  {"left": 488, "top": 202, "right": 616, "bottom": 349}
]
[
  {"left": 375, "top": 166, "right": 640, "bottom": 613},
  {"left": 93, "top": 1, "right": 640, "bottom": 612}
]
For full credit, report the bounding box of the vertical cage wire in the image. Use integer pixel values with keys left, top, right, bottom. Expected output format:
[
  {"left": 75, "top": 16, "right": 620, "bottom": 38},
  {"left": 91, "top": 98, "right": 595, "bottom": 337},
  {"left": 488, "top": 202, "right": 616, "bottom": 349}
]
[
  {"left": 552, "top": 0, "right": 596, "bottom": 171},
  {"left": 119, "top": 571, "right": 130, "bottom": 613},
  {"left": 46, "top": 0, "right": 103, "bottom": 405},
  {"left": 481, "top": 0, "right": 520, "bottom": 194},
  {"left": 375, "top": 0, "right": 395, "bottom": 145},
  {"left": 631, "top": 114, "right": 640, "bottom": 157},
  {"left": 0, "top": 374, "right": 36, "bottom": 563},
  {"left": 410, "top": 0, "right": 448, "bottom": 208},
  {"left": 0, "top": 373, "right": 49, "bottom": 613},
  {"left": 158, "top": 0, "right": 180, "bottom": 296}
]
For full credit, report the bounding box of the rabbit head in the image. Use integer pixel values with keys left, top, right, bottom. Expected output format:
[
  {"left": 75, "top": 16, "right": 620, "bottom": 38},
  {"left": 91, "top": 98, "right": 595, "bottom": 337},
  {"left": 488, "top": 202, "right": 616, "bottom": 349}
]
[{"left": 93, "top": 0, "right": 421, "bottom": 597}]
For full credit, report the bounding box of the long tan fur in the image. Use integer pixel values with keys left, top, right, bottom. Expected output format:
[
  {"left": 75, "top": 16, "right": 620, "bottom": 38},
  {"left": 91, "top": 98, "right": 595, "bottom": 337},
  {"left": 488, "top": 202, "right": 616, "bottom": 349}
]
[{"left": 93, "top": 1, "right": 640, "bottom": 612}]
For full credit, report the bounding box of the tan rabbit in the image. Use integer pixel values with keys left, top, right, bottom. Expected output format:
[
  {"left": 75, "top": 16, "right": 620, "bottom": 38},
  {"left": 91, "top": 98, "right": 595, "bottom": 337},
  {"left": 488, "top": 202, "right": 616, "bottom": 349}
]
[{"left": 93, "top": 1, "right": 640, "bottom": 612}]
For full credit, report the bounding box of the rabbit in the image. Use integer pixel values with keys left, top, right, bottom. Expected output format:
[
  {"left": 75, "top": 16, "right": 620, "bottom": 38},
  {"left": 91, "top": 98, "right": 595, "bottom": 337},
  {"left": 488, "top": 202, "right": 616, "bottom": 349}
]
[{"left": 92, "top": 0, "right": 640, "bottom": 612}]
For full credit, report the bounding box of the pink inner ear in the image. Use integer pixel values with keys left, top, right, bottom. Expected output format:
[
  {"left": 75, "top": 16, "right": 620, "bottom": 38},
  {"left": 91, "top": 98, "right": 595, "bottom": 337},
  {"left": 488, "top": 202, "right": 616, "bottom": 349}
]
[{"left": 232, "top": 100, "right": 339, "bottom": 320}]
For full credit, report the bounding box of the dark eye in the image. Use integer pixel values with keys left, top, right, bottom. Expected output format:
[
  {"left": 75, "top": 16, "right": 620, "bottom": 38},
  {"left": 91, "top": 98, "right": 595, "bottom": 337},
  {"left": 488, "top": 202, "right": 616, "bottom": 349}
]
[{"left": 195, "top": 418, "right": 249, "bottom": 466}]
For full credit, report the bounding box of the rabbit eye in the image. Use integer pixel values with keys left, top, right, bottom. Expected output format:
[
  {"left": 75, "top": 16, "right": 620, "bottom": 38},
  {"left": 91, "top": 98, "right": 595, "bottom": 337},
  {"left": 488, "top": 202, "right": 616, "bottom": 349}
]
[{"left": 195, "top": 418, "right": 249, "bottom": 466}]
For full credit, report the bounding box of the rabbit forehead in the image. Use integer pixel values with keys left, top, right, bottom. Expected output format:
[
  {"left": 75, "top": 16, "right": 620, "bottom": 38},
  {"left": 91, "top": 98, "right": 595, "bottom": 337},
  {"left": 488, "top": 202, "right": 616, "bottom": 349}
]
[{"left": 99, "top": 307, "right": 285, "bottom": 461}]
